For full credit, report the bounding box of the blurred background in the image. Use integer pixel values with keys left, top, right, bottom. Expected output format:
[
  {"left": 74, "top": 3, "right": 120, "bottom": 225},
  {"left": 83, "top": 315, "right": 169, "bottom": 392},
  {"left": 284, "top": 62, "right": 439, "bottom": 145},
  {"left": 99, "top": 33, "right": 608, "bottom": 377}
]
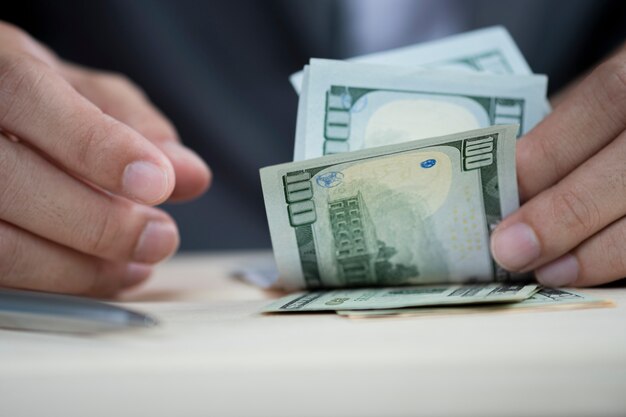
[{"left": 4, "top": 0, "right": 626, "bottom": 250}]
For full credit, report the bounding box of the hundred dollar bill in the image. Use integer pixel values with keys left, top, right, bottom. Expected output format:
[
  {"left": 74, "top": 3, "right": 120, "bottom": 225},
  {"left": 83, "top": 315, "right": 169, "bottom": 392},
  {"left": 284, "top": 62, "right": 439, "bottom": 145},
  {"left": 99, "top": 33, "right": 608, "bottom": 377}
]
[
  {"left": 336, "top": 288, "right": 613, "bottom": 318},
  {"left": 293, "top": 59, "right": 547, "bottom": 160},
  {"left": 261, "top": 125, "right": 520, "bottom": 291},
  {"left": 290, "top": 26, "right": 533, "bottom": 93},
  {"left": 262, "top": 283, "right": 539, "bottom": 313}
]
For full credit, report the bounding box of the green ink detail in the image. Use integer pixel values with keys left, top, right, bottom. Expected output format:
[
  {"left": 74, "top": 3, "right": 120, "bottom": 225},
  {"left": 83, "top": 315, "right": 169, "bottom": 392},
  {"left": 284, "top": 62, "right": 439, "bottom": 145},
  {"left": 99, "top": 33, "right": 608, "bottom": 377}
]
[
  {"left": 328, "top": 192, "right": 419, "bottom": 286},
  {"left": 323, "top": 85, "right": 524, "bottom": 155}
]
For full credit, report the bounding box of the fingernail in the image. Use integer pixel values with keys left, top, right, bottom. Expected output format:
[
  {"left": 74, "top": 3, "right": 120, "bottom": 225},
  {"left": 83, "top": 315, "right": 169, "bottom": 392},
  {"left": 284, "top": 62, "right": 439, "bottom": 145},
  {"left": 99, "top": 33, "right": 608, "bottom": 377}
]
[
  {"left": 123, "top": 161, "right": 170, "bottom": 204},
  {"left": 133, "top": 221, "right": 179, "bottom": 263},
  {"left": 491, "top": 222, "right": 541, "bottom": 270},
  {"left": 535, "top": 254, "right": 578, "bottom": 287},
  {"left": 122, "top": 263, "right": 153, "bottom": 288}
]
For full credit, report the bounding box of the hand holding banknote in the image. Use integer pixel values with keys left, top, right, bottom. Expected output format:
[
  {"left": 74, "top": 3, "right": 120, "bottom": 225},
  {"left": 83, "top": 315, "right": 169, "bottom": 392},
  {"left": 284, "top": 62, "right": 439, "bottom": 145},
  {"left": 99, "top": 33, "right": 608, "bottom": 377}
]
[
  {"left": 271, "top": 27, "right": 626, "bottom": 293},
  {"left": 492, "top": 45, "right": 626, "bottom": 288},
  {"left": 262, "top": 125, "right": 522, "bottom": 290}
]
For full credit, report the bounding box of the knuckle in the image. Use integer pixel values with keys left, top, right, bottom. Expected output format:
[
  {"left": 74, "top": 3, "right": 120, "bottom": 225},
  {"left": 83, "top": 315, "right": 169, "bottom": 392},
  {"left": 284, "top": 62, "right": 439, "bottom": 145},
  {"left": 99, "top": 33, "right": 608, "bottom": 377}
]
[
  {"left": 0, "top": 141, "right": 26, "bottom": 219},
  {"left": 0, "top": 52, "right": 44, "bottom": 124},
  {"left": 0, "top": 52, "right": 35, "bottom": 88},
  {"left": 0, "top": 223, "right": 23, "bottom": 283},
  {"left": 527, "top": 134, "right": 563, "bottom": 179},
  {"left": 596, "top": 58, "right": 626, "bottom": 115},
  {"left": 604, "top": 221, "right": 626, "bottom": 274},
  {"left": 550, "top": 186, "right": 600, "bottom": 236},
  {"left": 49, "top": 253, "right": 112, "bottom": 296},
  {"left": 70, "top": 116, "right": 118, "bottom": 169},
  {"left": 515, "top": 142, "right": 535, "bottom": 201},
  {"left": 79, "top": 260, "right": 119, "bottom": 297},
  {"left": 82, "top": 204, "right": 126, "bottom": 259},
  {"left": 79, "top": 200, "right": 148, "bottom": 262}
]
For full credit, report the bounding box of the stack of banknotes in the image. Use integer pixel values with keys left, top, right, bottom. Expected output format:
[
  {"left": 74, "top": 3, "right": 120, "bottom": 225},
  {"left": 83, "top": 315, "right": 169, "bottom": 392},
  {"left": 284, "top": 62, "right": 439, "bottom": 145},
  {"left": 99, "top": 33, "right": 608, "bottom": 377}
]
[{"left": 259, "top": 27, "right": 608, "bottom": 316}]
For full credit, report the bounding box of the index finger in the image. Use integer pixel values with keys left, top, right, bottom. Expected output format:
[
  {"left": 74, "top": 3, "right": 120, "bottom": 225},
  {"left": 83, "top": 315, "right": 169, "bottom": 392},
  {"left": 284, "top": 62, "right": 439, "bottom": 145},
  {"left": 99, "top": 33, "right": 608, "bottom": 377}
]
[
  {"left": 60, "top": 64, "right": 211, "bottom": 202},
  {"left": 0, "top": 53, "right": 175, "bottom": 204}
]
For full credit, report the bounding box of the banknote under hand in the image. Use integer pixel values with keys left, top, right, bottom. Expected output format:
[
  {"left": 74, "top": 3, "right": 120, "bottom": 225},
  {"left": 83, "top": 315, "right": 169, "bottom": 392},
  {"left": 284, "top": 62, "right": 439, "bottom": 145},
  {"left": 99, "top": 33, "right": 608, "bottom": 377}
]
[
  {"left": 263, "top": 283, "right": 539, "bottom": 313},
  {"left": 336, "top": 288, "right": 612, "bottom": 318},
  {"left": 261, "top": 125, "right": 521, "bottom": 291}
]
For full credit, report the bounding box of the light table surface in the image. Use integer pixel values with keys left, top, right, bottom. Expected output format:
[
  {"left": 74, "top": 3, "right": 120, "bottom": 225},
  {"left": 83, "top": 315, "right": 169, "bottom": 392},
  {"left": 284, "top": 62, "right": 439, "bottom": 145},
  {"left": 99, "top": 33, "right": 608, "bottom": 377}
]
[{"left": 1, "top": 251, "right": 625, "bottom": 417}]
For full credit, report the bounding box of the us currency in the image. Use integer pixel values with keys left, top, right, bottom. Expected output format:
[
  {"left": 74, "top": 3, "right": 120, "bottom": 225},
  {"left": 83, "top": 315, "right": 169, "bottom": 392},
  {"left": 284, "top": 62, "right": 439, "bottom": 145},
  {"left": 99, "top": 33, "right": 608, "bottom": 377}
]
[
  {"left": 289, "top": 26, "right": 533, "bottom": 93},
  {"left": 262, "top": 283, "right": 539, "bottom": 313},
  {"left": 336, "top": 288, "right": 612, "bottom": 318},
  {"left": 293, "top": 59, "right": 547, "bottom": 160},
  {"left": 261, "top": 125, "right": 520, "bottom": 291}
]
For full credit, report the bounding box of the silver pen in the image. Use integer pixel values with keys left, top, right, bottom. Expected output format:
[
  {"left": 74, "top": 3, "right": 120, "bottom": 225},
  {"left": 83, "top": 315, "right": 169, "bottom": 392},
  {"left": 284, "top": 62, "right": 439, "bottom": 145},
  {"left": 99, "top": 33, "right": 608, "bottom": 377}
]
[{"left": 0, "top": 288, "right": 158, "bottom": 333}]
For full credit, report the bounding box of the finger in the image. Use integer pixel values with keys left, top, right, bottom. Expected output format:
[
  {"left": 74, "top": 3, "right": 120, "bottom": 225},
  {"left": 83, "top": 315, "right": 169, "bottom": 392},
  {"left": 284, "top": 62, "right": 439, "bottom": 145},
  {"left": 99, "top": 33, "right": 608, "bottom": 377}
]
[
  {"left": 534, "top": 216, "right": 626, "bottom": 287},
  {"left": 0, "top": 134, "right": 179, "bottom": 263},
  {"left": 0, "top": 52, "right": 175, "bottom": 204},
  {"left": 517, "top": 48, "right": 626, "bottom": 201},
  {"left": 0, "top": 21, "right": 59, "bottom": 69},
  {"left": 491, "top": 129, "right": 626, "bottom": 272},
  {"left": 61, "top": 63, "right": 211, "bottom": 201},
  {"left": 0, "top": 220, "right": 152, "bottom": 297}
]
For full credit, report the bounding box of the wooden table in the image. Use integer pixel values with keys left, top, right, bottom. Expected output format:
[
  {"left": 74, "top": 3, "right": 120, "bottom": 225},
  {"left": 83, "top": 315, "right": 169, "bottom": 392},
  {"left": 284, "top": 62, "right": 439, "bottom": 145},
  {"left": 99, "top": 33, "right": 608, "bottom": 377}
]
[{"left": 2, "top": 251, "right": 625, "bottom": 417}]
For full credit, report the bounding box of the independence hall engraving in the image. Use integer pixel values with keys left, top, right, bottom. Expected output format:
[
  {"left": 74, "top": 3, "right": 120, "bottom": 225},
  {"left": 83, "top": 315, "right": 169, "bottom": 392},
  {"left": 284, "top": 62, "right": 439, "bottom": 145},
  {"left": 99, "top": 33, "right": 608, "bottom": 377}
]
[{"left": 328, "top": 192, "right": 419, "bottom": 285}]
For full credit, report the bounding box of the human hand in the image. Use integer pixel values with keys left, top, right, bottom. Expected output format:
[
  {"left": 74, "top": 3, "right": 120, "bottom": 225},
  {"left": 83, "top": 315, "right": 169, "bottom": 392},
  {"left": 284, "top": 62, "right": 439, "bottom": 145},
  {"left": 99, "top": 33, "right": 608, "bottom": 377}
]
[
  {"left": 0, "top": 22, "right": 211, "bottom": 296},
  {"left": 491, "top": 45, "right": 626, "bottom": 287}
]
